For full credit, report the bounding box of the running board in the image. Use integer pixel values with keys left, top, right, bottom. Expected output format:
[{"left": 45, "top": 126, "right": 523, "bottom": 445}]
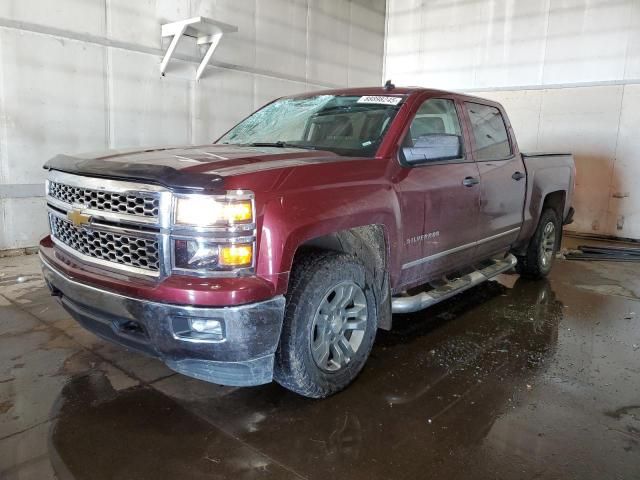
[{"left": 391, "top": 254, "right": 517, "bottom": 314}]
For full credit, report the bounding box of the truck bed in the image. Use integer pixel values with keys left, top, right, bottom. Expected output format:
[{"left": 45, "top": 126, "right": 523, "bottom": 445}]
[{"left": 517, "top": 152, "right": 576, "bottom": 245}]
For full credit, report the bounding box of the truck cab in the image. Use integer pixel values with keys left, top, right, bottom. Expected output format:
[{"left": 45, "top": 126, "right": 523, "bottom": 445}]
[{"left": 40, "top": 86, "right": 575, "bottom": 398}]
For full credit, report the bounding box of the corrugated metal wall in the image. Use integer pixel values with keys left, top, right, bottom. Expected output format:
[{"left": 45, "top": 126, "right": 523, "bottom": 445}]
[
  {"left": 0, "top": 0, "right": 386, "bottom": 250},
  {"left": 385, "top": 0, "right": 640, "bottom": 240}
]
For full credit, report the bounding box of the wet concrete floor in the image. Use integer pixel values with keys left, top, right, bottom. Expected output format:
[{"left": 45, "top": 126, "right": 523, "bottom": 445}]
[{"left": 1, "top": 240, "right": 639, "bottom": 479}]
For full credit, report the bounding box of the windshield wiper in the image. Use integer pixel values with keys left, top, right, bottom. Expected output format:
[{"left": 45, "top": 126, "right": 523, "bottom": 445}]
[
  {"left": 246, "top": 141, "right": 315, "bottom": 150},
  {"left": 247, "top": 141, "right": 287, "bottom": 147}
]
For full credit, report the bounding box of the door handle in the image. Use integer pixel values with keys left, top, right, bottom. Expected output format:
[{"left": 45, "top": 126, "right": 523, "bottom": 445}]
[
  {"left": 512, "top": 171, "right": 525, "bottom": 181},
  {"left": 462, "top": 176, "right": 480, "bottom": 187}
]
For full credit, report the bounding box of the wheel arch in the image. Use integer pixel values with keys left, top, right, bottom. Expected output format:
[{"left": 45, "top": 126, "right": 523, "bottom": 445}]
[
  {"left": 514, "top": 188, "right": 567, "bottom": 255},
  {"left": 294, "top": 225, "right": 393, "bottom": 330},
  {"left": 542, "top": 190, "right": 566, "bottom": 220}
]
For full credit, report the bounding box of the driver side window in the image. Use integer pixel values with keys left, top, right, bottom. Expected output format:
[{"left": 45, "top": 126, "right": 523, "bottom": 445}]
[
  {"left": 407, "top": 98, "right": 462, "bottom": 146},
  {"left": 401, "top": 98, "right": 464, "bottom": 164}
]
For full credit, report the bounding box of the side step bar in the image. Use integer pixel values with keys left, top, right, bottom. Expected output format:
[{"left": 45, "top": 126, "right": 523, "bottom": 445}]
[{"left": 391, "top": 254, "right": 517, "bottom": 314}]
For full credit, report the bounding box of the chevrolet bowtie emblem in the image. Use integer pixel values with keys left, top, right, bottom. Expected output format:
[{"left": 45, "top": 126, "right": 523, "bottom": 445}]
[{"left": 67, "top": 209, "right": 92, "bottom": 227}]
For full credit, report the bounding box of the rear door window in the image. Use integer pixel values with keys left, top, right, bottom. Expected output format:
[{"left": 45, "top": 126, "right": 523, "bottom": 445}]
[{"left": 464, "top": 102, "right": 512, "bottom": 161}]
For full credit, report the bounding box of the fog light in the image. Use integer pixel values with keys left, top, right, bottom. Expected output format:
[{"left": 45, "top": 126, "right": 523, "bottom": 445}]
[
  {"left": 190, "top": 319, "right": 222, "bottom": 335},
  {"left": 172, "top": 316, "right": 225, "bottom": 342}
]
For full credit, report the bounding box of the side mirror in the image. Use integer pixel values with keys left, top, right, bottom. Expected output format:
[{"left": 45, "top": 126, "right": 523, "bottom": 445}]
[{"left": 402, "top": 134, "right": 462, "bottom": 164}]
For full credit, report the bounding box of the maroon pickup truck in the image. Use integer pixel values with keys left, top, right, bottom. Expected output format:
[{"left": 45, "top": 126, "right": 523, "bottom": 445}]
[{"left": 39, "top": 86, "right": 575, "bottom": 398}]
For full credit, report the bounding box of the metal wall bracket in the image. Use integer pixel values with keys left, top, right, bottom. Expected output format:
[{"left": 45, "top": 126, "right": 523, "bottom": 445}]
[{"left": 160, "top": 17, "right": 238, "bottom": 81}]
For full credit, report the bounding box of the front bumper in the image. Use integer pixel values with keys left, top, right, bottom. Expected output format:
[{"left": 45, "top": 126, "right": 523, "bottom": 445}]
[{"left": 41, "top": 254, "right": 286, "bottom": 387}]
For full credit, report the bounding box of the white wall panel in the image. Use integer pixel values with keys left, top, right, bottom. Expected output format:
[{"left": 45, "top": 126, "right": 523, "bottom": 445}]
[
  {"left": 474, "top": 0, "right": 549, "bottom": 88},
  {"left": 0, "top": 0, "right": 105, "bottom": 36},
  {"left": 386, "top": 0, "right": 638, "bottom": 89},
  {"left": 0, "top": 0, "right": 387, "bottom": 250},
  {"left": 0, "top": 29, "right": 107, "bottom": 186},
  {"left": 607, "top": 85, "right": 640, "bottom": 239},
  {"left": 0, "top": 200, "right": 5, "bottom": 250},
  {"left": 418, "top": 0, "right": 483, "bottom": 89},
  {"left": 537, "top": 85, "right": 623, "bottom": 234},
  {"left": 542, "top": 0, "right": 631, "bottom": 85},
  {"left": 255, "top": 0, "right": 308, "bottom": 78},
  {"left": 386, "top": 0, "right": 550, "bottom": 89},
  {"left": 625, "top": 0, "right": 640, "bottom": 80},
  {"left": 253, "top": 75, "right": 309, "bottom": 109},
  {"left": 0, "top": 197, "right": 48, "bottom": 251},
  {"left": 193, "top": 68, "right": 255, "bottom": 143},
  {"left": 108, "top": 48, "right": 191, "bottom": 148},
  {"left": 384, "top": 0, "right": 423, "bottom": 86},
  {"left": 305, "top": 83, "right": 331, "bottom": 94},
  {"left": 307, "top": 1, "right": 350, "bottom": 86},
  {"left": 348, "top": 1, "right": 385, "bottom": 86},
  {"left": 107, "top": 0, "right": 191, "bottom": 51}
]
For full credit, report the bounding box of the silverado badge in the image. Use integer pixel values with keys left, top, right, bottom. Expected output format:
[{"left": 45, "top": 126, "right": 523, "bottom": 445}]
[{"left": 67, "top": 209, "right": 92, "bottom": 227}]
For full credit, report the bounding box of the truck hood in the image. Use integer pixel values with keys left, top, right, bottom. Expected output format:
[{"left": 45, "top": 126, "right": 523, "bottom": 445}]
[{"left": 44, "top": 144, "right": 343, "bottom": 192}]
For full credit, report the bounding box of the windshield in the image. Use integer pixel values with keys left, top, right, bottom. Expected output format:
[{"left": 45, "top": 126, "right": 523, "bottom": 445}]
[{"left": 217, "top": 94, "right": 404, "bottom": 157}]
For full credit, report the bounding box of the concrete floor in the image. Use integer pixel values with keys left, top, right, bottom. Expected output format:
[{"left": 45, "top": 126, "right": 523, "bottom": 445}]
[{"left": 1, "top": 240, "right": 639, "bottom": 479}]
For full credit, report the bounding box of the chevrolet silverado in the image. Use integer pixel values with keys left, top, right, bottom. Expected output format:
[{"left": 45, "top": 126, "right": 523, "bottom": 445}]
[{"left": 40, "top": 86, "right": 575, "bottom": 398}]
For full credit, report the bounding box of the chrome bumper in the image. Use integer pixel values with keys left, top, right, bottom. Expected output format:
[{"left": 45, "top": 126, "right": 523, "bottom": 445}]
[{"left": 40, "top": 254, "right": 286, "bottom": 387}]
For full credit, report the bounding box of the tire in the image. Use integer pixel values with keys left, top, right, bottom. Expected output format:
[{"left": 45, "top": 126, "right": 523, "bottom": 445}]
[
  {"left": 516, "top": 208, "right": 561, "bottom": 279},
  {"left": 274, "top": 251, "right": 378, "bottom": 398}
]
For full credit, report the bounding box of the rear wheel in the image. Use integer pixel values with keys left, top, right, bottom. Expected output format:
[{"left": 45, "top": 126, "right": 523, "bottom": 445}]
[
  {"left": 516, "top": 208, "right": 561, "bottom": 279},
  {"left": 274, "top": 251, "right": 377, "bottom": 398}
]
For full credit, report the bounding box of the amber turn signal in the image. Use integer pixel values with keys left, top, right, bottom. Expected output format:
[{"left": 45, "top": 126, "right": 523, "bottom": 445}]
[{"left": 218, "top": 244, "right": 253, "bottom": 267}]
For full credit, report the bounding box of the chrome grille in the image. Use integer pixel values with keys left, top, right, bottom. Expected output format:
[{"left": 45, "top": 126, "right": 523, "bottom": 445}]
[
  {"left": 49, "top": 181, "right": 160, "bottom": 218},
  {"left": 49, "top": 214, "right": 160, "bottom": 272},
  {"left": 45, "top": 170, "right": 256, "bottom": 279}
]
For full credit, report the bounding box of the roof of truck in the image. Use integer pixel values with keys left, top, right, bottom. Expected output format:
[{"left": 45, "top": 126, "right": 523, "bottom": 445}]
[
  {"left": 288, "top": 86, "right": 501, "bottom": 106},
  {"left": 293, "top": 86, "right": 432, "bottom": 97}
]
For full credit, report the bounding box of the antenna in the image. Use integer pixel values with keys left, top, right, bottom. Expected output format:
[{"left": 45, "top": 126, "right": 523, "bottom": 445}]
[{"left": 384, "top": 79, "right": 395, "bottom": 91}]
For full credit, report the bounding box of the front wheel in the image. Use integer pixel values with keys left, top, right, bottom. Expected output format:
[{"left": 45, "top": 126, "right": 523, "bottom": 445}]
[
  {"left": 516, "top": 208, "right": 561, "bottom": 279},
  {"left": 274, "top": 251, "right": 377, "bottom": 398}
]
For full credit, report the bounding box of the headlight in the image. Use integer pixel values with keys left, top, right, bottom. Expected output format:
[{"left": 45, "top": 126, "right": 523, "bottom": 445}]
[
  {"left": 171, "top": 192, "right": 256, "bottom": 275},
  {"left": 174, "top": 240, "right": 220, "bottom": 270},
  {"left": 174, "top": 240, "right": 253, "bottom": 271},
  {"left": 174, "top": 195, "right": 253, "bottom": 227}
]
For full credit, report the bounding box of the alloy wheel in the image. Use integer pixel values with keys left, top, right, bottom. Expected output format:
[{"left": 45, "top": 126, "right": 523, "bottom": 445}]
[
  {"left": 540, "top": 221, "right": 556, "bottom": 268},
  {"left": 310, "top": 281, "right": 368, "bottom": 372}
]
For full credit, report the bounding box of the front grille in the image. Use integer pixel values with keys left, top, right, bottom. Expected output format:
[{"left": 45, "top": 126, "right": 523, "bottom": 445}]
[
  {"left": 49, "top": 181, "right": 160, "bottom": 218},
  {"left": 50, "top": 214, "right": 160, "bottom": 272}
]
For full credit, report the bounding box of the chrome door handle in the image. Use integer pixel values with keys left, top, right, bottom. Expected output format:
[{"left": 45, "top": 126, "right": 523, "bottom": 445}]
[
  {"left": 463, "top": 176, "right": 480, "bottom": 187},
  {"left": 512, "top": 171, "right": 525, "bottom": 181}
]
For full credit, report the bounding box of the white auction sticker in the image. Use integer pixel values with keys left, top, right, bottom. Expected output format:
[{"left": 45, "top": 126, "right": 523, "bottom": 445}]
[{"left": 357, "top": 95, "right": 403, "bottom": 106}]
